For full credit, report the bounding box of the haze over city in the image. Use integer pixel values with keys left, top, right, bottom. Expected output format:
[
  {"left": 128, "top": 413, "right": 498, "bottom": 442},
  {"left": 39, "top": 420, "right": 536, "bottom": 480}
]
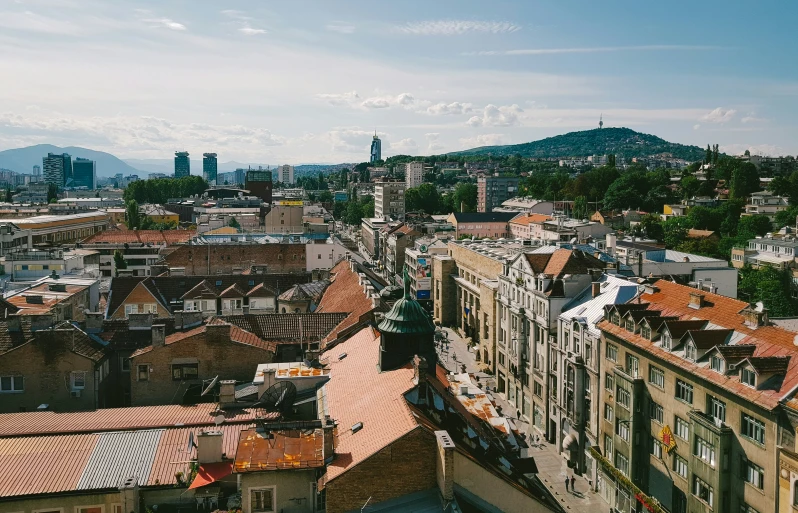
[{"left": 1, "top": 0, "right": 796, "bottom": 162}]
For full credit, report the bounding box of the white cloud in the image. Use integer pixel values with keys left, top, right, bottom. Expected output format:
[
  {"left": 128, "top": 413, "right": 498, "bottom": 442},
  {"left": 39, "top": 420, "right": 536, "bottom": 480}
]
[
  {"left": 693, "top": 124, "right": 701, "bottom": 130},
  {"left": 221, "top": 9, "right": 266, "bottom": 35},
  {"left": 700, "top": 107, "right": 736, "bottom": 124},
  {"left": 719, "top": 144, "right": 783, "bottom": 157},
  {"left": 324, "top": 128, "right": 375, "bottom": 154},
  {"left": 465, "top": 45, "right": 720, "bottom": 56},
  {"left": 425, "top": 102, "right": 473, "bottom": 116},
  {"left": 361, "top": 97, "right": 391, "bottom": 109},
  {"left": 458, "top": 133, "right": 506, "bottom": 148},
  {"left": 315, "top": 91, "right": 360, "bottom": 106},
  {"left": 239, "top": 26, "right": 266, "bottom": 35},
  {"left": 425, "top": 133, "right": 444, "bottom": 151},
  {"left": 390, "top": 138, "right": 418, "bottom": 152},
  {"left": 467, "top": 104, "right": 523, "bottom": 127},
  {"left": 221, "top": 10, "right": 252, "bottom": 21},
  {"left": 326, "top": 22, "right": 355, "bottom": 34},
  {"left": 0, "top": 10, "right": 81, "bottom": 35},
  {"left": 396, "top": 93, "right": 416, "bottom": 106},
  {"left": 142, "top": 17, "right": 186, "bottom": 31},
  {"left": 395, "top": 20, "right": 521, "bottom": 36}
]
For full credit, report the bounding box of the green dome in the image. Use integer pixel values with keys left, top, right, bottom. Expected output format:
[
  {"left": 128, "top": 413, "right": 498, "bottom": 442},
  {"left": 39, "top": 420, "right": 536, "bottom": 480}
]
[{"left": 378, "top": 268, "right": 436, "bottom": 335}]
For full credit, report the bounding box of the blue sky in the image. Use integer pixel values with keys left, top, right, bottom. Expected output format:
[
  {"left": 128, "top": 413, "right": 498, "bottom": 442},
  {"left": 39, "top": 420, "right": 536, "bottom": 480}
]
[{"left": 0, "top": 0, "right": 795, "bottom": 164}]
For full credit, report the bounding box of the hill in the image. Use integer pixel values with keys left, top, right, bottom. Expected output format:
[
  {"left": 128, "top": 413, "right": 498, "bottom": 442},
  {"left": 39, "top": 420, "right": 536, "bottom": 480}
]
[
  {"left": 0, "top": 144, "right": 139, "bottom": 177},
  {"left": 449, "top": 127, "right": 705, "bottom": 161}
]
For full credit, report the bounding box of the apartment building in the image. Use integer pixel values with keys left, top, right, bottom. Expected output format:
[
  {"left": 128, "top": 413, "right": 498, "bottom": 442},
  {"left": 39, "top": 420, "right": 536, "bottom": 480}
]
[
  {"left": 374, "top": 180, "right": 405, "bottom": 220},
  {"left": 596, "top": 281, "right": 798, "bottom": 513},
  {"left": 404, "top": 161, "right": 425, "bottom": 188},
  {"left": 744, "top": 191, "right": 789, "bottom": 223},
  {"left": 477, "top": 175, "right": 520, "bottom": 212}
]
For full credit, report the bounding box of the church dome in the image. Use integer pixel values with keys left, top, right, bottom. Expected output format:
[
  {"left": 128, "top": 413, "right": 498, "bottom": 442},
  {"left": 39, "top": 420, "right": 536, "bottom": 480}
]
[{"left": 377, "top": 269, "right": 436, "bottom": 335}]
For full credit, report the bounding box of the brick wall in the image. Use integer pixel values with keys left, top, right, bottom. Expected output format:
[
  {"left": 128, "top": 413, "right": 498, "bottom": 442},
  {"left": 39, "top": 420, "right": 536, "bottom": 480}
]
[
  {"left": 162, "top": 244, "right": 307, "bottom": 275},
  {"left": 109, "top": 282, "right": 170, "bottom": 319},
  {"left": 325, "top": 428, "right": 437, "bottom": 513},
  {"left": 129, "top": 325, "right": 274, "bottom": 406}
]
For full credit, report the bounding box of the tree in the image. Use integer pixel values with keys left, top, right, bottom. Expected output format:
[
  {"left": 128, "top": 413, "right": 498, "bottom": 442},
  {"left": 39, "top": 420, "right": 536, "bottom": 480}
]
[
  {"left": 603, "top": 171, "right": 649, "bottom": 211},
  {"left": 406, "top": 183, "right": 442, "bottom": 214},
  {"left": 451, "top": 182, "right": 477, "bottom": 213},
  {"left": 113, "top": 250, "right": 127, "bottom": 277},
  {"left": 47, "top": 183, "right": 58, "bottom": 203},
  {"left": 737, "top": 215, "right": 772, "bottom": 238},
  {"left": 680, "top": 175, "right": 701, "bottom": 200},
  {"left": 738, "top": 266, "right": 797, "bottom": 316},
  {"left": 572, "top": 196, "right": 589, "bottom": 220},
  {"left": 705, "top": 144, "right": 712, "bottom": 164},
  {"left": 318, "top": 190, "right": 333, "bottom": 203},
  {"left": 638, "top": 214, "right": 664, "bottom": 241},
  {"left": 228, "top": 217, "right": 240, "bottom": 229},
  {"left": 662, "top": 217, "right": 691, "bottom": 248},
  {"left": 608, "top": 154, "right": 616, "bottom": 167},
  {"left": 744, "top": 149, "right": 751, "bottom": 157},
  {"left": 712, "top": 144, "right": 720, "bottom": 166},
  {"left": 125, "top": 200, "right": 140, "bottom": 229},
  {"left": 775, "top": 205, "right": 798, "bottom": 228},
  {"left": 729, "top": 162, "right": 760, "bottom": 199}
]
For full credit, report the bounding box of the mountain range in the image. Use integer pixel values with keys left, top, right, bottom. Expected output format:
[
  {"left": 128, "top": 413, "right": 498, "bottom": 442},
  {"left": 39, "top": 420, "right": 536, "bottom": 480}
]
[
  {"left": 0, "top": 144, "right": 139, "bottom": 176},
  {"left": 447, "top": 127, "right": 706, "bottom": 161}
]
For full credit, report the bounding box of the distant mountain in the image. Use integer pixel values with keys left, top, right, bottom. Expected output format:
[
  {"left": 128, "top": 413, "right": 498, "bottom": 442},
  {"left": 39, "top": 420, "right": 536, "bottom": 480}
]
[
  {"left": 449, "top": 127, "right": 705, "bottom": 161},
  {"left": 0, "top": 144, "right": 140, "bottom": 176}
]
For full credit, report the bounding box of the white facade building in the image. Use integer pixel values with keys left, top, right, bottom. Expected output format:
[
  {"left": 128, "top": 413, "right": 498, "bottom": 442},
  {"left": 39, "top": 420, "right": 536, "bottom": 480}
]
[
  {"left": 278, "top": 165, "right": 295, "bottom": 185},
  {"left": 405, "top": 161, "right": 425, "bottom": 188}
]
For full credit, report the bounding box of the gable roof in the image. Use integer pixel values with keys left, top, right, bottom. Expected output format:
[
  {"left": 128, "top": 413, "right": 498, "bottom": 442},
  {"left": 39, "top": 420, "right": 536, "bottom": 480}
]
[
  {"left": 3, "top": 323, "right": 108, "bottom": 362},
  {"left": 687, "top": 329, "right": 734, "bottom": 350},
  {"left": 219, "top": 283, "right": 247, "bottom": 298},
  {"left": 744, "top": 356, "right": 791, "bottom": 375},
  {"left": 216, "top": 313, "right": 348, "bottom": 342},
  {"left": 662, "top": 320, "right": 709, "bottom": 340},
  {"left": 130, "top": 321, "right": 277, "bottom": 358},
  {"left": 246, "top": 283, "right": 278, "bottom": 297},
  {"left": 316, "top": 260, "right": 378, "bottom": 346},
  {"left": 181, "top": 280, "right": 219, "bottom": 300},
  {"left": 510, "top": 213, "right": 552, "bottom": 226}
]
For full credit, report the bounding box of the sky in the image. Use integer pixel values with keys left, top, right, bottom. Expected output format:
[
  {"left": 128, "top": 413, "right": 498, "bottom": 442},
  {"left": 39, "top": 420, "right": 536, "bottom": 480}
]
[{"left": 0, "top": 0, "right": 796, "bottom": 165}]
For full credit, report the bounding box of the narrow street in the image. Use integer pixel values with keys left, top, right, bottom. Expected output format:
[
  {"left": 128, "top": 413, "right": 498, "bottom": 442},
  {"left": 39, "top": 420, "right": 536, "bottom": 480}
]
[{"left": 437, "top": 327, "right": 607, "bottom": 513}]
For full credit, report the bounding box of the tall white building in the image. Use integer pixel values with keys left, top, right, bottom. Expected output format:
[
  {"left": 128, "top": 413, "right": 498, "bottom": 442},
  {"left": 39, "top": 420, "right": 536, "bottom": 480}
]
[
  {"left": 278, "top": 165, "right": 295, "bottom": 185},
  {"left": 405, "top": 161, "right": 424, "bottom": 188},
  {"left": 374, "top": 181, "right": 405, "bottom": 220}
]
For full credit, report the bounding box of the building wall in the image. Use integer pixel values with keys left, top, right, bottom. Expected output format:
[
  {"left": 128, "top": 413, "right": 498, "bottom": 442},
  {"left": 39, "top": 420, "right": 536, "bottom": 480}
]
[
  {"left": 325, "top": 428, "right": 437, "bottom": 513},
  {"left": 1, "top": 491, "right": 123, "bottom": 513},
  {"left": 305, "top": 241, "right": 347, "bottom": 272},
  {"left": 162, "top": 244, "right": 307, "bottom": 275},
  {"left": 0, "top": 336, "right": 97, "bottom": 412},
  {"left": 129, "top": 325, "right": 275, "bottom": 406},
  {"left": 240, "top": 469, "right": 317, "bottom": 513},
  {"left": 264, "top": 205, "right": 304, "bottom": 234},
  {"left": 109, "top": 281, "right": 170, "bottom": 319},
  {"left": 432, "top": 256, "right": 457, "bottom": 326}
]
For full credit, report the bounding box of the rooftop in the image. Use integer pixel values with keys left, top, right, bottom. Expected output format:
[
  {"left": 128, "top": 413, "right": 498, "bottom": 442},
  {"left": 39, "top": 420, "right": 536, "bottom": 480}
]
[
  {"left": 82, "top": 229, "right": 196, "bottom": 244},
  {"left": 233, "top": 428, "right": 326, "bottom": 472},
  {"left": 131, "top": 321, "right": 278, "bottom": 358},
  {"left": 450, "top": 212, "right": 518, "bottom": 223},
  {"left": 315, "top": 260, "right": 379, "bottom": 346}
]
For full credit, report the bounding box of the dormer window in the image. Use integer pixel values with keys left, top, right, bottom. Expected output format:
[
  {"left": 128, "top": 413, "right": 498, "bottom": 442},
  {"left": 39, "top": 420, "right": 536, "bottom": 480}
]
[
  {"left": 625, "top": 318, "right": 635, "bottom": 333},
  {"left": 741, "top": 368, "right": 756, "bottom": 388},
  {"left": 641, "top": 326, "right": 651, "bottom": 340},
  {"left": 685, "top": 342, "right": 696, "bottom": 361},
  {"left": 611, "top": 312, "right": 620, "bottom": 325},
  {"left": 709, "top": 355, "right": 724, "bottom": 373},
  {"left": 661, "top": 333, "right": 672, "bottom": 351}
]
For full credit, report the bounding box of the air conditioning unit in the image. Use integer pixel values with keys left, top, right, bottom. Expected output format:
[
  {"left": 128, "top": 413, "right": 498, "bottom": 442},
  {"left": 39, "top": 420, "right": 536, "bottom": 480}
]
[{"left": 71, "top": 390, "right": 81, "bottom": 398}]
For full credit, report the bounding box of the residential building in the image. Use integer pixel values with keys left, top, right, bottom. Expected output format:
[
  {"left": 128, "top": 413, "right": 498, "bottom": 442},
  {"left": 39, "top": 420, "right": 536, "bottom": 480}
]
[
  {"left": 140, "top": 204, "right": 179, "bottom": 225},
  {"left": 596, "top": 281, "right": 798, "bottom": 513},
  {"left": 32, "top": 164, "right": 40, "bottom": 178},
  {"left": 0, "top": 221, "right": 31, "bottom": 256},
  {"left": 509, "top": 213, "right": 553, "bottom": 239},
  {"left": 367, "top": 166, "right": 389, "bottom": 179},
  {"left": 11, "top": 182, "right": 49, "bottom": 203},
  {"left": 494, "top": 197, "right": 559, "bottom": 215},
  {"left": 663, "top": 197, "right": 720, "bottom": 219},
  {"left": 370, "top": 132, "right": 381, "bottom": 162},
  {"left": 404, "top": 237, "right": 448, "bottom": 302},
  {"left": 477, "top": 175, "right": 521, "bottom": 212},
  {"left": 304, "top": 238, "right": 348, "bottom": 272},
  {"left": 382, "top": 223, "right": 420, "bottom": 284},
  {"left": 202, "top": 152, "right": 218, "bottom": 185},
  {"left": 591, "top": 210, "right": 625, "bottom": 227},
  {"left": 263, "top": 204, "right": 303, "bottom": 233},
  {"left": 158, "top": 242, "right": 310, "bottom": 275},
  {"left": 5, "top": 276, "right": 100, "bottom": 321},
  {"left": 405, "top": 161, "right": 425, "bottom": 188},
  {"left": 245, "top": 168, "right": 274, "bottom": 203},
  {"left": 374, "top": 179, "right": 406, "bottom": 220},
  {"left": 7, "top": 247, "right": 97, "bottom": 280},
  {"left": 744, "top": 191, "right": 789, "bottom": 223},
  {"left": 43, "top": 152, "right": 72, "bottom": 186},
  {"left": 81, "top": 228, "right": 196, "bottom": 277},
  {"left": 174, "top": 151, "right": 190, "bottom": 177},
  {"left": 276, "top": 280, "right": 330, "bottom": 314},
  {"left": 277, "top": 164, "right": 295, "bottom": 185},
  {"left": 446, "top": 211, "right": 517, "bottom": 239},
  {"left": 71, "top": 157, "right": 96, "bottom": 189},
  {"left": 0, "top": 212, "right": 110, "bottom": 245},
  {"left": 360, "top": 217, "right": 389, "bottom": 259},
  {"left": 56, "top": 196, "right": 123, "bottom": 209}
]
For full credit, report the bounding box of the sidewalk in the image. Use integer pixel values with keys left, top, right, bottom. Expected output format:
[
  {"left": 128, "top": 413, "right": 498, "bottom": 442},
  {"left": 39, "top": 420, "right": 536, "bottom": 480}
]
[{"left": 437, "top": 327, "right": 606, "bottom": 513}]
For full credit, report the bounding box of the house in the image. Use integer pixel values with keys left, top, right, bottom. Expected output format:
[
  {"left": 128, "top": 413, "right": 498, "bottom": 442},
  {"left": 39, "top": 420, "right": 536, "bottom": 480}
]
[
  {"left": 158, "top": 242, "right": 309, "bottom": 275},
  {"left": 446, "top": 211, "right": 517, "bottom": 239},
  {"left": 80, "top": 229, "right": 196, "bottom": 277},
  {"left": 4, "top": 276, "right": 100, "bottom": 322},
  {"left": 508, "top": 213, "right": 553, "bottom": 239},
  {"left": 140, "top": 203, "right": 180, "bottom": 225},
  {"left": 591, "top": 210, "right": 624, "bottom": 226},
  {"left": 129, "top": 320, "right": 277, "bottom": 406},
  {"left": 686, "top": 229, "right": 720, "bottom": 242},
  {"left": 277, "top": 280, "right": 329, "bottom": 313},
  {"left": 743, "top": 191, "right": 789, "bottom": 223}
]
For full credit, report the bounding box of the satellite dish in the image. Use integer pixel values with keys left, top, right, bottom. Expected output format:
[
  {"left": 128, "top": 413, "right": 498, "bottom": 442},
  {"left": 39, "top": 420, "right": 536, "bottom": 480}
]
[
  {"left": 214, "top": 415, "right": 225, "bottom": 426},
  {"left": 201, "top": 376, "right": 219, "bottom": 397},
  {"left": 255, "top": 381, "right": 297, "bottom": 415},
  {"left": 755, "top": 301, "right": 764, "bottom": 312}
]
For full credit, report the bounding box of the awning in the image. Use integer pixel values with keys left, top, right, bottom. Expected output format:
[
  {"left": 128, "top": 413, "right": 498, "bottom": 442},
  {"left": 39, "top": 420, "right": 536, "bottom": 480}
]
[
  {"left": 562, "top": 433, "right": 577, "bottom": 451},
  {"left": 188, "top": 462, "right": 233, "bottom": 489}
]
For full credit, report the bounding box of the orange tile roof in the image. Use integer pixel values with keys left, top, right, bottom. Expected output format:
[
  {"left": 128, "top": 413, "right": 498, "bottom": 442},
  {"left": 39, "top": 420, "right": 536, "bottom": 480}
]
[
  {"left": 82, "top": 229, "right": 195, "bottom": 244},
  {"left": 322, "top": 327, "right": 418, "bottom": 482},
  {"left": 600, "top": 280, "right": 798, "bottom": 410},
  {"left": 233, "top": 428, "right": 326, "bottom": 472},
  {"left": 509, "top": 213, "right": 551, "bottom": 226},
  {"left": 316, "top": 260, "right": 376, "bottom": 346},
  {"left": 131, "top": 322, "right": 277, "bottom": 358}
]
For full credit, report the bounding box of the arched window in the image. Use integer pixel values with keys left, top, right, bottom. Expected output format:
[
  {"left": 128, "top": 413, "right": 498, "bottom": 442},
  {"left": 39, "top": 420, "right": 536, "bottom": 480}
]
[{"left": 281, "top": 307, "right": 286, "bottom": 313}]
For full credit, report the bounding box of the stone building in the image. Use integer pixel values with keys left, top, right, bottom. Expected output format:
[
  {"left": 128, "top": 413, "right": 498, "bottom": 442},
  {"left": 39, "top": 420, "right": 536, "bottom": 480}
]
[{"left": 159, "top": 243, "right": 308, "bottom": 275}]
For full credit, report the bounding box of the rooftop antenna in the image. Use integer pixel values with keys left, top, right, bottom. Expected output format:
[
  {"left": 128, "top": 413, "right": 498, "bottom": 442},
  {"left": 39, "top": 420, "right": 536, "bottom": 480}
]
[
  {"left": 361, "top": 496, "right": 372, "bottom": 512},
  {"left": 599, "top": 113, "right": 604, "bottom": 129}
]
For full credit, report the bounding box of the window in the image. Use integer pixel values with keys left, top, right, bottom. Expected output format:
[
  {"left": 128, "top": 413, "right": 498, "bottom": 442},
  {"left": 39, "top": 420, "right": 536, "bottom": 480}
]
[
  {"left": 674, "top": 455, "right": 688, "bottom": 478},
  {"left": 616, "top": 386, "right": 630, "bottom": 409},
  {"left": 741, "top": 368, "right": 756, "bottom": 387},
  {"left": 709, "top": 355, "right": 724, "bottom": 373},
  {"left": 585, "top": 342, "right": 592, "bottom": 365},
  {"left": 625, "top": 318, "right": 635, "bottom": 332},
  {"left": 708, "top": 395, "right": 726, "bottom": 423},
  {"left": 533, "top": 381, "right": 542, "bottom": 398},
  {"left": 616, "top": 418, "right": 629, "bottom": 441},
  {"left": 641, "top": 326, "right": 651, "bottom": 339},
  {"left": 675, "top": 416, "right": 689, "bottom": 440},
  {"left": 70, "top": 371, "right": 86, "bottom": 390},
  {"left": 741, "top": 413, "right": 765, "bottom": 445},
  {"left": 604, "top": 434, "right": 613, "bottom": 460},
  {"left": 112, "top": 506, "right": 123, "bottom": 513},
  {"left": 676, "top": 379, "right": 693, "bottom": 404},
  {"left": 0, "top": 375, "right": 24, "bottom": 392},
  {"left": 661, "top": 332, "right": 672, "bottom": 351},
  {"left": 693, "top": 476, "right": 714, "bottom": 506},
  {"left": 611, "top": 312, "right": 620, "bottom": 325},
  {"left": 615, "top": 452, "right": 629, "bottom": 476},
  {"left": 685, "top": 342, "right": 696, "bottom": 361},
  {"left": 76, "top": 507, "right": 103, "bottom": 513},
  {"left": 740, "top": 504, "right": 760, "bottom": 513},
  {"left": 649, "top": 401, "right": 663, "bottom": 424},
  {"left": 137, "top": 365, "right": 149, "bottom": 381},
  {"left": 124, "top": 304, "right": 138, "bottom": 316},
  {"left": 648, "top": 365, "right": 664, "bottom": 388},
  {"left": 606, "top": 344, "right": 618, "bottom": 362},
  {"left": 694, "top": 436, "right": 716, "bottom": 466},
  {"left": 121, "top": 357, "right": 130, "bottom": 372},
  {"left": 250, "top": 487, "right": 275, "bottom": 512},
  {"left": 604, "top": 404, "right": 614, "bottom": 423},
  {"left": 172, "top": 363, "right": 198, "bottom": 381},
  {"left": 605, "top": 372, "right": 614, "bottom": 391},
  {"left": 651, "top": 437, "right": 662, "bottom": 458},
  {"left": 625, "top": 354, "right": 639, "bottom": 378},
  {"left": 745, "top": 460, "right": 764, "bottom": 489}
]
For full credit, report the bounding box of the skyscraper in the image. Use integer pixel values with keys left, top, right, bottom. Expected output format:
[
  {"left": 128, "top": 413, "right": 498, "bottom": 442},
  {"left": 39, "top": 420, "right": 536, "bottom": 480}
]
[
  {"left": 370, "top": 132, "right": 382, "bottom": 163},
  {"left": 72, "top": 158, "right": 96, "bottom": 189},
  {"left": 202, "top": 153, "right": 218, "bottom": 185},
  {"left": 43, "top": 153, "right": 72, "bottom": 187},
  {"left": 405, "top": 161, "right": 424, "bottom": 188},
  {"left": 174, "top": 151, "right": 190, "bottom": 178},
  {"left": 278, "top": 164, "right": 294, "bottom": 185},
  {"left": 32, "top": 165, "right": 41, "bottom": 179}
]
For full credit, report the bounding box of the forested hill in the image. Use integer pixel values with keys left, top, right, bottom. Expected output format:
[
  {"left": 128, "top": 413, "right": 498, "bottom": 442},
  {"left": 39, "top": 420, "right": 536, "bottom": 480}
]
[{"left": 449, "top": 127, "right": 705, "bottom": 161}]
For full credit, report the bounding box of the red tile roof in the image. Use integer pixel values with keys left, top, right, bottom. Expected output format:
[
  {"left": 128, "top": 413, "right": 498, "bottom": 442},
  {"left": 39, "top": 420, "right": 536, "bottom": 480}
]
[
  {"left": 130, "top": 321, "right": 277, "bottom": 358},
  {"left": 510, "top": 213, "right": 551, "bottom": 226},
  {"left": 321, "top": 327, "right": 418, "bottom": 482},
  {"left": 316, "top": 260, "right": 377, "bottom": 346},
  {"left": 83, "top": 229, "right": 196, "bottom": 244}
]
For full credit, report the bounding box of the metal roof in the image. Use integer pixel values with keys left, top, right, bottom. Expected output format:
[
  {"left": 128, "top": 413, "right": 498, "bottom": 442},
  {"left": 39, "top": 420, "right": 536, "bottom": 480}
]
[
  {"left": 77, "top": 430, "right": 163, "bottom": 490},
  {"left": 559, "top": 274, "right": 640, "bottom": 336}
]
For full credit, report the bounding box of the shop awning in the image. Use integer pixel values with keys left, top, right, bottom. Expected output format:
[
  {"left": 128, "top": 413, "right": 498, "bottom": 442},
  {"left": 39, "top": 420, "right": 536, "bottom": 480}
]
[{"left": 188, "top": 462, "right": 233, "bottom": 489}]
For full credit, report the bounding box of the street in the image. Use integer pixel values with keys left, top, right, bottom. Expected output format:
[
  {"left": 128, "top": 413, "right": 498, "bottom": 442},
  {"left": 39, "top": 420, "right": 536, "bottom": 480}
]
[{"left": 436, "top": 327, "right": 607, "bottom": 513}]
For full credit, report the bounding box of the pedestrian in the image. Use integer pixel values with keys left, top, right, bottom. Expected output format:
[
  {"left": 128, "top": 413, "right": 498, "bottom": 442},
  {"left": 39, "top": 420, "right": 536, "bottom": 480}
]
[
  {"left": 565, "top": 477, "right": 569, "bottom": 493},
  {"left": 570, "top": 476, "right": 575, "bottom": 492}
]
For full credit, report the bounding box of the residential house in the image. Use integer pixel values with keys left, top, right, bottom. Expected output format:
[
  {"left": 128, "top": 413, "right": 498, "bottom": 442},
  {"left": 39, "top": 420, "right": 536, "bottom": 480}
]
[
  {"left": 140, "top": 204, "right": 179, "bottom": 225},
  {"left": 277, "top": 280, "right": 329, "bottom": 313},
  {"left": 446, "top": 212, "right": 517, "bottom": 239},
  {"left": 744, "top": 191, "right": 789, "bottom": 223},
  {"left": 509, "top": 213, "right": 553, "bottom": 240},
  {"left": 5, "top": 276, "right": 100, "bottom": 322},
  {"left": 383, "top": 223, "right": 420, "bottom": 284}
]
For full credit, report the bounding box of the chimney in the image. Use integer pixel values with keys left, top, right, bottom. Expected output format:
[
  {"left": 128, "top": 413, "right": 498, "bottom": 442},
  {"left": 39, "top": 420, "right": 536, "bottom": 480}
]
[
  {"left": 29, "top": 314, "right": 54, "bottom": 332},
  {"left": 322, "top": 415, "right": 336, "bottom": 464},
  {"left": 218, "top": 379, "right": 236, "bottom": 405},
  {"left": 85, "top": 312, "right": 103, "bottom": 334},
  {"left": 129, "top": 312, "right": 154, "bottom": 330},
  {"left": 196, "top": 430, "right": 224, "bottom": 464},
  {"left": 413, "top": 354, "right": 428, "bottom": 385},
  {"left": 151, "top": 324, "right": 166, "bottom": 347},
  {"left": 435, "top": 430, "right": 455, "bottom": 501},
  {"left": 688, "top": 292, "right": 705, "bottom": 310},
  {"left": 592, "top": 282, "right": 601, "bottom": 298},
  {"left": 118, "top": 477, "right": 140, "bottom": 513},
  {"left": 7, "top": 316, "right": 21, "bottom": 332}
]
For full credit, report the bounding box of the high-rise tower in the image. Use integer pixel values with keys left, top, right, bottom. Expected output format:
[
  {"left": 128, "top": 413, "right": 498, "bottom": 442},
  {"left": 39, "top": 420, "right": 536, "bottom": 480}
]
[
  {"left": 43, "top": 153, "right": 72, "bottom": 187},
  {"left": 370, "top": 132, "right": 381, "bottom": 163},
  {"left": 599, "top": 114, "right": 604, "bottom": 129},
  {"left": 174, "top": 151, "right": 190, "bottom": 178},
  {"left": 203, "top": 153, "right": 218, "bottom": 185}
]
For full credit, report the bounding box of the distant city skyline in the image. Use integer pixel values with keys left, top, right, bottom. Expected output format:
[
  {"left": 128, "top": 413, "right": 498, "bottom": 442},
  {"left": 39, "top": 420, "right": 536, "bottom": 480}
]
[{"left": 0, "top": 1, "right": 796, "bottom": 161}]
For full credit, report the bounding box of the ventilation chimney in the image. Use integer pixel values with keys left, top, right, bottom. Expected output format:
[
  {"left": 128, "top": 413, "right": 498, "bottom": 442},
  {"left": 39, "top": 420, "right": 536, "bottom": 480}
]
[
  {"left": 85, "top": 312, "right": 103, "bottom": 334},
  {"left": 435, "top": 430, "right": 455, "bottom": 501},
  {"left": 118, "top": 477, "right": 140, "bottom": 513},
  {"left": 688, "top": 292, "right": 705, "bottom": 310},
  {"left": 413, "top": 354, "right": 428, "bottom": 385},
  {"left": 151, "top": 324, "right": 166, "bottom": 347},
  {"left": 7, "top": 316, "right": 21, "bottom": 332},
  {"left": 196, "top": 430, "right": 224, "bottom": 464},
  {"left": 592, "top": 282, "right": 601, "bottom": 298},
  {"left": 218, "top": 379, "right": 236, "bottom": 405}
]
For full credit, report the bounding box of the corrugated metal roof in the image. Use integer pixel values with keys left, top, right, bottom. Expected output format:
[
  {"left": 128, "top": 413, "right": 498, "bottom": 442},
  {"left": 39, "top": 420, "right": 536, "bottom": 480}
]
[
  {"left": 77, "top": 430, "right": 163, "bottom": 490},
  {"left": 0, "top": 433, "right": 98, "bottom": 497},
  {"left": 559, "top": 274, "right": 639, "bottom": 337}
]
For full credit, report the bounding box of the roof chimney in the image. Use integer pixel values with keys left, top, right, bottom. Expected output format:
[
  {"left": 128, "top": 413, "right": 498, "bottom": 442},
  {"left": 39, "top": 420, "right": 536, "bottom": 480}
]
[
  {"left": 196, "top": 430, "right": 224, "bottom": 464},
  {"left": 413, "top": 354, "right": 428, "bottom": 385},
  {"left": 435, "top": 431, "right": 455, "bottom": 501},
  {"left": 151, "top": 324, "right": 165, "bottom": 347},
  {"left": 688, "top": 292, "right": 705, "bottom": 310},
  {"left": 219, "top": 379, "right": 236, "bottom": 405},
  {"left": 592, "top": 282, "right": 601, "bottom": 298}
]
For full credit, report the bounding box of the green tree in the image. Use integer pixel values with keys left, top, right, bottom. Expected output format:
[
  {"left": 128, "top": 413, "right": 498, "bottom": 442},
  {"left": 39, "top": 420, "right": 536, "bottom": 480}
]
[
  {"left": 737, "top": 215, "right": 772, "bottom": 238},
  {"left": 451, "top": 182, "right": 477, "bottom": 213},
  {"left": 738, "top": 266, "right": 797, "bottom": 316},
  {"left": 705, "top": 144, "right": 712, "bottom": 164},
  {"left": 228, "top": 217, "right": 240, "bottom": 229},
  {"left": 406, "top": 183, "right": 442, "bottom": 214},
  {"left": 318, "top": 190, "right": 333, "bottom": 203},
  {"left": 639, "top": 214, "right": 664, "bottom": 241},
  {"left": 572, "top": 196, "right": 589, "bottom": 220},
  {"left": 608, "top": 154, "right": 616, "bottom": 167},
  {"left": 113, "top": 250, "right": 127, "bottom": 277},
  {"left": 662, "top": 216, "right": 691, "bottom": 248},
  {"left": 775, "top": 205, "right": 798, "bottom": 228},
  {"left": 603, "top": 171, "right": 649, "bottom": 211},
  {"left": 680, "top": 175, "right": 701, "bottom": 200},
  {"left": 47, "top": 183, "right": 58, "bottom": 203},
  {"left": 729, "top": 162, "right": 760, "bottom": 199},
  {"left": 125, "top": 200, "right": 140, "bottom": 229},
  {"left": 343, "top": 201, "right": 362, "bottom": 226}
]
